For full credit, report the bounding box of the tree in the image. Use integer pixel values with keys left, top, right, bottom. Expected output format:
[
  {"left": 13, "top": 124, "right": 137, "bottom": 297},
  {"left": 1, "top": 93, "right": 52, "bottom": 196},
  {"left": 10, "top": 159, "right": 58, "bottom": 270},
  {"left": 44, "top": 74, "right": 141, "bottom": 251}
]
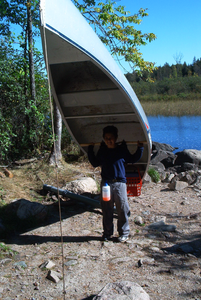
[
  {"left": 73, "top": 0, "right": 156, "bottom": 74},
  {"left": 173, "top": 52, "right": 183, "bottom": 64},
  {"left": 172, "top": 65, "right": 177, "bottom": 78},
  {"left": 49, "top": 101, "right": 63, "bottom": 165},
  {"left": 27, "top": 0, "right": 36, "bottom": 102},
  {"left": 0, "top": 1, "right": 52, "bottom": 162}
]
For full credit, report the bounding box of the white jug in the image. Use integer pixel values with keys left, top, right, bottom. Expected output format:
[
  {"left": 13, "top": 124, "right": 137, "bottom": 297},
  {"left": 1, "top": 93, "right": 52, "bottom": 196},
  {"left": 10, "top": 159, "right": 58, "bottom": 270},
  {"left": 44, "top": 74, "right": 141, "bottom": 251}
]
[{"left": 102, "top": 183, "right": 110, "bottom": 201}]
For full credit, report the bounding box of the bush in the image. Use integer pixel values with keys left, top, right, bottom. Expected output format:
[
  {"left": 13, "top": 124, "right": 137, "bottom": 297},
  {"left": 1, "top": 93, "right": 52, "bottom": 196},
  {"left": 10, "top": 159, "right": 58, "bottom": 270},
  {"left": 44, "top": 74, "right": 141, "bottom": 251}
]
[{"left": 148, "top": 168, "right": 160, "bottom": 183}]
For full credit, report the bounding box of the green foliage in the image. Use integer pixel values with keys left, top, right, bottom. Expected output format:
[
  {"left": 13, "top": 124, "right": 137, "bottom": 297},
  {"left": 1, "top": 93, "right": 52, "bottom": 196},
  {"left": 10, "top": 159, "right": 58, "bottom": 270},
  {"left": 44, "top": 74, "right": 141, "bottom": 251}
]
[
  {"left": 127, "top": 58, "right": 201, "bottom": 83},
  {"left": 0, "top": 242, "right": 18, "bottom": 259},
  {"left": 129, "top": 75, "right": 201, "bottom": 99},
  {"left": 148, "top": 168, "right": 160, "bottom": 183},
  {"left": 0, "top": 38, "right": 52, "bottom": 162},
  {"left": 73, "top": 0, "right": 156, "bottom": 73}
]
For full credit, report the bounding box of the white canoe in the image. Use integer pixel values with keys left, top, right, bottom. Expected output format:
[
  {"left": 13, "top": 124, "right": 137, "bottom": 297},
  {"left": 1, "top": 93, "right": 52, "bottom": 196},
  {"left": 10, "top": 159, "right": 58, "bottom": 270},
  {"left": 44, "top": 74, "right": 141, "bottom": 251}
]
[{"left": 40, "top": 0, "right": 152, "bottom": 178}]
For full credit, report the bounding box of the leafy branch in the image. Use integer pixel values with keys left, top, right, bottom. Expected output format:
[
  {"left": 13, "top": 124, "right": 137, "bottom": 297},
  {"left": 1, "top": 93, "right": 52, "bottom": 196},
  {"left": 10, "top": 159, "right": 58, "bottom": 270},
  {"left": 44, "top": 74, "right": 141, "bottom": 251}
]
[{"left": 73, "top": 0, "right": 156, "bottom": 73}]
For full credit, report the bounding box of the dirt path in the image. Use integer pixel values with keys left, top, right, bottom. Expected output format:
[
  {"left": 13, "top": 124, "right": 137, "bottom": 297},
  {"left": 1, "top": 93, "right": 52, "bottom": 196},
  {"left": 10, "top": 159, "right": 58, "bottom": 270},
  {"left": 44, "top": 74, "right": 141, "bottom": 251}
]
[{"left": 0, "top": 163, "right": 201, "bottom": 299}]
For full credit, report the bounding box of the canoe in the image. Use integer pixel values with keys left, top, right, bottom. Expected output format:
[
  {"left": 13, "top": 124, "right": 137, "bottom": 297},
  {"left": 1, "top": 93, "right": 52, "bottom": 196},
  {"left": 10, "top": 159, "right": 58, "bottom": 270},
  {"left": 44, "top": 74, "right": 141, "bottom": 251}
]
[{"left": 39, "top": 0, "right": 152, "bottom": 179}]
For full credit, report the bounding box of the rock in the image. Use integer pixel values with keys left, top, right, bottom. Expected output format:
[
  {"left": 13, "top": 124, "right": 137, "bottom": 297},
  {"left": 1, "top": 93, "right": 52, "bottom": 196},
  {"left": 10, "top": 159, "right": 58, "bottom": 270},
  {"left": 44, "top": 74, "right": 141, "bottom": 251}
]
[
  {"left": 150, "top": 144, "right": 201, "bottom": 187},
  {"left": 194, "top": 175, "right": 201, "bottom": 190},
  {"left": 137, "top": 259, "right": 143, "bottom": 267},
  {"left": 93, "top": 281, "right": 150, "bottom": 300},
  {"left": 151, "top": 142, "right": 177, "bottom": 169},
  {"left": 46, "top": 270, "right": 61, "bottom": 283},
  {"left": 143, "top": 173, "right": 152, "bottom": 184},
  {"left": 149, "top": 162, "right": 166, "bottom": 181},
  {"left": 63, "top": 177, "right": 98, "bottom": 194},
  {"left": 39, "top": 260, "right": 55, "bottom": 269},
  {"left": 166, "top": 165, "right": 182, "bottom": 174},
  {"left": 151, "top": 149, "right": 169, "bottom": 165},
  {"left": 0, "top": 258, "right": 12, "bottom": 265},
  {"left": 162, "top": 173, "right": 175, "bottom": 183},
  {"left": 179, "top": 172, "right": 197, "bottom": 185},
  {"left": 175, "top": 149, "right": 201, "bottom": 166},
  {"left": 134, "top": 216, "right": 144, "bottom": 225},
  {"left": 168, "top": 181, "right": 188, "bottom": 191},
  {"left": 16, "top": 199, "right": 48, "bottom": 220},
  {"left": 152, "top": 216, "right": 166, "bottom": 223},
  {"left": 161, "top": 152, "right": 177, "bottom": 168},
  {"left": 152, "top": 141, "right": 177, "bottom": 152},
  {"left": 146, "top": 220, "right": 176, "bottom": 232},
  {"left": 150, "top": 162, "right": 165, "bottom": 172},
  {"left": 33, "top": 282, "right": 40, "bottom": 290},
  {"left": 14, "top": 261, "right": 27, "bottom": 269},
  {"left": 180, "top": 162, "right": 197, "bottom": 172},
  {"left": 64, "top": 260, "right": 77, "bottom": 266}
]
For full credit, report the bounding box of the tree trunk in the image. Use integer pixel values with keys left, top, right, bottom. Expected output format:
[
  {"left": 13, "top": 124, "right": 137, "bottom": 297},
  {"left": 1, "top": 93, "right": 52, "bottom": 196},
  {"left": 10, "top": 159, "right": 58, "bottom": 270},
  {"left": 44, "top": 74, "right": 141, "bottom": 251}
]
[
  {"left": 24, "top": 25, "right": 30, "bottom": 137},
  {"left": 49, "top": 101, "right": 63, "bottom": 165},
  {"left": 27, "top": 0, "right": 36, "bottom": 102}
]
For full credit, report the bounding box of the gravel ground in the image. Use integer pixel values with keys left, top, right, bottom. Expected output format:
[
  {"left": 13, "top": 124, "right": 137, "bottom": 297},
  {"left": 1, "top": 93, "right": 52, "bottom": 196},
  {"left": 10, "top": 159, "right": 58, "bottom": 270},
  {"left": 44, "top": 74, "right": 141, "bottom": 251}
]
[{"left": 0, "top": 170, "right": 201, "bottom": 300}]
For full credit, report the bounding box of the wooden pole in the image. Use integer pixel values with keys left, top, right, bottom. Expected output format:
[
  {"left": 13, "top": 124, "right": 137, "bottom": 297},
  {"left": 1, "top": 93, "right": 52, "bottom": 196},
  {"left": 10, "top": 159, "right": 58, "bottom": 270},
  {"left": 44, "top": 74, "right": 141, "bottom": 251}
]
[{"left": 80, "top": 141, "right": 147, "bottom": 147}]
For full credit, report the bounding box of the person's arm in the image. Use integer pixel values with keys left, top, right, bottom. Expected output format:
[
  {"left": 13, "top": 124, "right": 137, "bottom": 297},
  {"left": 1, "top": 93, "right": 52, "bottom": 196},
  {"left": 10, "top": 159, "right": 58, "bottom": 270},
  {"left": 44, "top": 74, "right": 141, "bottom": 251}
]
[
  {"left": 122, "top": 140, "right": 144, "bottom": 163},
  {"left": 131, "top": 144, "right": 144, "bottom": 163},
  {"left": 88, "top": 145, "right": 101, "bottom": 167}
]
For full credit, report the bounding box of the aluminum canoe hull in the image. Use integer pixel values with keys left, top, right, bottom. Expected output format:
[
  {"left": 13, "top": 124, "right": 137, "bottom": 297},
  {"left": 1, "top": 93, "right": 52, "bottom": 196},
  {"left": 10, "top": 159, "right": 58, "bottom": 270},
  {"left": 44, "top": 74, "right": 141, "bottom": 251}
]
[{"left": 40, "top": 0, "right": 152, "bottom": 176}]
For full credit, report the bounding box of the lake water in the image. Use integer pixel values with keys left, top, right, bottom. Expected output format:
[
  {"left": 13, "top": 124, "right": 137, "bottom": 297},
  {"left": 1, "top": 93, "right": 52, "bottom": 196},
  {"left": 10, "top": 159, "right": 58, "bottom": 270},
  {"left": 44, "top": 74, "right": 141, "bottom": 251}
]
[{"left": 148, "top": 116, "right": 201, "bottom": 152}]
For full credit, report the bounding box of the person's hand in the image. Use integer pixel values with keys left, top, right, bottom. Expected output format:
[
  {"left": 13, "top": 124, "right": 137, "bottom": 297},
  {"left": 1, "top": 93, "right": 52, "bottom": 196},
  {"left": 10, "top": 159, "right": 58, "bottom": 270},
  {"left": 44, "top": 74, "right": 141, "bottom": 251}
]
[
  {"left": 137, "top": 141, "right": 144, "bottom": 147},
  {"left": 100, "top": 141, "right": 106, "bottom": 148},
  {"left": 121, "top": 140, "right": 127, "bottom": 148},
  {"left": 88, "top": 144, "right": 94, "bottom": 152}
]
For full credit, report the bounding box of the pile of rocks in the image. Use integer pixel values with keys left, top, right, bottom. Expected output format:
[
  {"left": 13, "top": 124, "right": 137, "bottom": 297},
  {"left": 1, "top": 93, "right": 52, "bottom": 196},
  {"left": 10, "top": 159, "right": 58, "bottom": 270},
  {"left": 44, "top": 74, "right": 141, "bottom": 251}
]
[{"left": 149, "top": 141, "right": 201, "bottom": 191}]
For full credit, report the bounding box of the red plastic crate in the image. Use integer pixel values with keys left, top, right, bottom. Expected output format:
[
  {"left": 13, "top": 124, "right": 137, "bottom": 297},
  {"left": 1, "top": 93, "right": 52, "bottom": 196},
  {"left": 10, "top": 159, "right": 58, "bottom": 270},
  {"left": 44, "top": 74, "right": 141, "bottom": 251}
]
[{"left": 126, "top": 171, "right": 142, "bottom": 197}]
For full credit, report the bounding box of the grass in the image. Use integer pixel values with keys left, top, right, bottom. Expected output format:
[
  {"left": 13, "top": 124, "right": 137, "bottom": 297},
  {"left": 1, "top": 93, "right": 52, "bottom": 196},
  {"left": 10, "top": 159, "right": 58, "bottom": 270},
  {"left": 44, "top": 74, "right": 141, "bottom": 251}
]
[
  {"left": 0, "top": 158, "right": 90, "bottom": 203},
  {"left": 148, "top": 168, "right": 161, "bottom": 183},
  {"left": 0, "top": 242, "right": 18, "bottom": 259},
  {"left": 141, "top": 99, "right": 201, "bottom": 116},
  {"left": 0, "top": 159, "right": 96, "bottom": 237}
]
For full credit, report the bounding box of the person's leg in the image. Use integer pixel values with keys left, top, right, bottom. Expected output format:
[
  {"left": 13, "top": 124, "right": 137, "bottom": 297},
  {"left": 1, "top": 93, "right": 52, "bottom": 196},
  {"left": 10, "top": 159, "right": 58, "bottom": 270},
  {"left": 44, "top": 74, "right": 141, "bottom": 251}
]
[
  {"left": 113, "top": 182, "right": 130, "bottom": 238},
  {"left": 100, "top": 183, "right": 114, "bottom": 237}
]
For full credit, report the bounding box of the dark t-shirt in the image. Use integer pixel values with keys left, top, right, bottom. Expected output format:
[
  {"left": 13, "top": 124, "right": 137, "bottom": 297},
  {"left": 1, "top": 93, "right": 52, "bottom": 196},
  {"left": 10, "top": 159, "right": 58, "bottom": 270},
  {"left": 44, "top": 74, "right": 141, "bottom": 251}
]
[{"left": 88, "top": 142, "right": 143, "bottom": 183}]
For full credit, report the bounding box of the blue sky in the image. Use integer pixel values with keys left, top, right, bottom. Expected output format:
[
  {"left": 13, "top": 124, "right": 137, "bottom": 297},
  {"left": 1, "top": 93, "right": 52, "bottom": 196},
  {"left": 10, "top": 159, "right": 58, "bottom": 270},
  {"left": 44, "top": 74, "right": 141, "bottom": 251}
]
[
  {"left": 22, "top": 0, "right": 200, "bottom": 72},
  {"left": 119, "top": 0, "right": 201, "bottom": 69}
]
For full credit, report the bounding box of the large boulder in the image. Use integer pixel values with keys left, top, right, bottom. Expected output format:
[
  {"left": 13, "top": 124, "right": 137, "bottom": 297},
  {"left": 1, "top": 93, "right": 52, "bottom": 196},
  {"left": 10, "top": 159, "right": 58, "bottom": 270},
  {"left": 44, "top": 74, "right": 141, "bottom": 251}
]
[
  {"left": 161, "top": 152, "right": 177, "bottom": 168},
  {"left": 175, "top": 149, "right": 201, "bottom": 166},
  {"left": 151, "top": 149, "right": 168, "bottom": 166},
  {"left": 152, "top": 141, "right": 177, "bottom": 152},
  {"left": 63, "top": 177, "right": 98, "bottom": 194},
  {"left": 151, "top": 142, "right": 177, "bottom": 169},
  {"left": 93, "top": 281, "right": 150, "bottom": 300}
]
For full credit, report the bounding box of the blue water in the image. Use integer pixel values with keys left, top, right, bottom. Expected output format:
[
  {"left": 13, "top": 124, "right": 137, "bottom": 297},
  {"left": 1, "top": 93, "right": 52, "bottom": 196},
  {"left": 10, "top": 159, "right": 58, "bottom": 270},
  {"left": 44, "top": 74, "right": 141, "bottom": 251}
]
[{"left": 148, "top": 116, "right": 201, "bottom": 152}]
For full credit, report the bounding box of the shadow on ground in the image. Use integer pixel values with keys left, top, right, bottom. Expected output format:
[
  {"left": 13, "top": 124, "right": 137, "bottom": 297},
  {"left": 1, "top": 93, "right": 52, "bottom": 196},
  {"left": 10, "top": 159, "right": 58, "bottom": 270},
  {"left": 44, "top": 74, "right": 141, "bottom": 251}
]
[{"left": 0, "top": 194, "right": 104, "bottom": 245}]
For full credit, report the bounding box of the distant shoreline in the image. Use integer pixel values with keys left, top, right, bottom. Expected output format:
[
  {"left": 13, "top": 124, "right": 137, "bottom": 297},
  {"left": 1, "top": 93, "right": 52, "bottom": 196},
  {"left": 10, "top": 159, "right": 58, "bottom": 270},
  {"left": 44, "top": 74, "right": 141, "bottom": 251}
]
[{"left": 141, "top": 99, "right": 201, "bottom": 116}]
